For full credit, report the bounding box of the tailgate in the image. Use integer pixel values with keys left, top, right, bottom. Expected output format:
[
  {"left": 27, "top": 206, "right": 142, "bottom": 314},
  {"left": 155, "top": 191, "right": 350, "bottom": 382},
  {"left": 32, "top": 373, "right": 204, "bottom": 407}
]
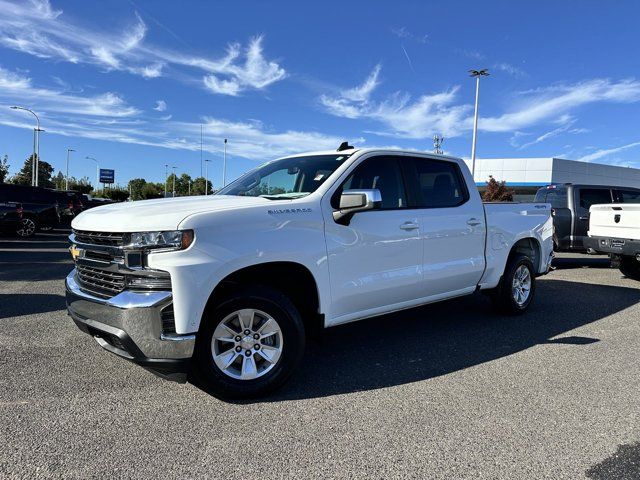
[{"left": 589, "top": 203, "right": 640, "bottom": 239}]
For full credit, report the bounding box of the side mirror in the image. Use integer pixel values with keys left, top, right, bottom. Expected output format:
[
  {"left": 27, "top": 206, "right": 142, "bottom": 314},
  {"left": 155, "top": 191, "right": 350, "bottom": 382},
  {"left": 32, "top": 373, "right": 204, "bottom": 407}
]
[{"left": 332, "top": 189, "right": 382, "bottom": 225}]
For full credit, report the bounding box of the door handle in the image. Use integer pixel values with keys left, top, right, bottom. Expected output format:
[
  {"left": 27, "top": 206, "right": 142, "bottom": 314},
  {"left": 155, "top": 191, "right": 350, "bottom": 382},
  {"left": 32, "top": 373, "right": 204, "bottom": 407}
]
[
  {"left": 467, "top": 218, "right": 482, "bottom": 226},
  {"left": 579, "top": 216, "right": 589, "bottom": 221},
  {"left": 400, "top": 221, "right": 419, "bottom": 230}
]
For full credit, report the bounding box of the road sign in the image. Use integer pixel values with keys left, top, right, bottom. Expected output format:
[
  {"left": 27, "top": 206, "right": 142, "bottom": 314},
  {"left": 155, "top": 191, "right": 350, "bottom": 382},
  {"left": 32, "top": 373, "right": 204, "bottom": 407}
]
[{"left": 99, "top": 169, "right": 115, "bottom": 184}]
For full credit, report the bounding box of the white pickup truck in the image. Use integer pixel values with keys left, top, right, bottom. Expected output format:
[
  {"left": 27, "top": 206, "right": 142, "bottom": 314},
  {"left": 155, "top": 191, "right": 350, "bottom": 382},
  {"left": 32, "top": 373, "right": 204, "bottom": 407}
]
[
  {"left": 586, "top": 203, "right": 640, "bottom": 279},
  {"left": 66, "top": 147, "right": 553, "bottom": 397}
]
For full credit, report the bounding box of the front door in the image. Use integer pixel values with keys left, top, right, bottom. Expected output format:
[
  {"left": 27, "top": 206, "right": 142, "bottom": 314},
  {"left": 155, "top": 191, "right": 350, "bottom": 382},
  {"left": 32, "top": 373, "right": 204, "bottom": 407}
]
[{"left": 323, "top": 155, "right": 423, "bottom": 323}]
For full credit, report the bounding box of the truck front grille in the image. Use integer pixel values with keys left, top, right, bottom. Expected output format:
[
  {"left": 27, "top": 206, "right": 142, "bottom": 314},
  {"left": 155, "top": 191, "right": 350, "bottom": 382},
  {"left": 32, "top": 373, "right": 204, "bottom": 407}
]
[
  {"left": 76, "top": 264, "right": 126, "bottom": 298},
  {"left": 73, "top": 229, "right": 125, "bottom": 246}
]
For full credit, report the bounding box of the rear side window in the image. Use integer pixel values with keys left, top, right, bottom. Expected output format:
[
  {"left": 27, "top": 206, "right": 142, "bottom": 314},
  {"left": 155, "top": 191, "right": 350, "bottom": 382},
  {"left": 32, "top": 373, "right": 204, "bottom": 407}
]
[
  {"left": 579, "top": 189, "right": 612, "bottom": 209},
  {"left": 616, "top": 189, "right": 640, "bottom": 203},
  {"left": 411, "top": 157, "right": 468, "bottom": 208}
]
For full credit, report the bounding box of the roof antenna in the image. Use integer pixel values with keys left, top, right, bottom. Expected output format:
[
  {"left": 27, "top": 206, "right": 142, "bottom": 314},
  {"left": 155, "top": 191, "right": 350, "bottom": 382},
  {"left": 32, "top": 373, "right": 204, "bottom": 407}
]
[{"left": 337, "top": 141, "right": 353, "bottom": 152}]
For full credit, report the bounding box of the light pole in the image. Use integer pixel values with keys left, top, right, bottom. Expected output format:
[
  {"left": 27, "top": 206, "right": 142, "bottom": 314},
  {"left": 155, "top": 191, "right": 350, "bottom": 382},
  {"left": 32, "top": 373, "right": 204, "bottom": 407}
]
[
  {"left": 86, "top": 156, "right": 99, "bottom": 192},
  {"left": 65, "top": 148, "right": 76, "bottom": 190},
  {"left": 223, "top": 138, "right": 228, "bottom": 187},
  {"left": 469, "top": 69, "right": 489, "bottom": 178},
  {"left": 164, "top": 164, "right": 168, "bottom": 198},
  {"left": 204, "top": 159, "right": 212, "bottom": 195},
  {"left": 200, "top": 124, "right": 204, "bottom": 178},
  {"left": 172, "top": 166, "right": 177, "bottom": 197},
  {"left": 10, "top": 106, "right": 40, "bottom": 186}
]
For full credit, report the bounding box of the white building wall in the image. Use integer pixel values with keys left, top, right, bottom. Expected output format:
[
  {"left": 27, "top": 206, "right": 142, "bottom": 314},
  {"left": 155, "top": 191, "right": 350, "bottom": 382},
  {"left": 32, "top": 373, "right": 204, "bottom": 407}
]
[{"left": 464, "top": 157, "right": 640, "bottom": 188}]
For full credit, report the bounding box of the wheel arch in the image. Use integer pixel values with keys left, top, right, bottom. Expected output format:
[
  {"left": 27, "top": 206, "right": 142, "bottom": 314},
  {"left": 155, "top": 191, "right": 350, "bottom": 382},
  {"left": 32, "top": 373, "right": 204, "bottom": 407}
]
[
  {"left": 202, "top": 261, "right": 323, "bottom": 335},
  {"left": 508, "top": 237, "right": 541, "bottom": 273}
]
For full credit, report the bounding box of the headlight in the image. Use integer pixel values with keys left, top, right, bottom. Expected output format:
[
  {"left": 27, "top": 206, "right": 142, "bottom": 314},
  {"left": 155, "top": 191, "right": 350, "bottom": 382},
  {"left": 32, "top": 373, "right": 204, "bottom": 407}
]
[{"left": 126, "top": 230, "right": 194, "bottom": 251}]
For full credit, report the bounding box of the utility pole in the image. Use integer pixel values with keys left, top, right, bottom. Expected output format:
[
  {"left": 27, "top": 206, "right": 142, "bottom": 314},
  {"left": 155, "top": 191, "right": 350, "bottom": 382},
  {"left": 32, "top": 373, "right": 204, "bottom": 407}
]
[
  {"left": 204, "top": 159, "right": 211, "bottom": 195},
  {"left": 433, "top": 134, "right": 444, "bottom": 155},
  {"left": 172, "top": 166, "right": 177, "bottom": 197},
  {"left": 86, "top": 156, "right": 99, "bottom": 192},
  {"left": 65, "top": 148, "right": 75, "bottom": 190},
  {"left": 10, "top": 106, "right": 40, "bottom": 186},
  {"left": 223, "top": 138, "right": 228, "bottom": 186},
  {"left": 164, "top": 164, "right": 168, "bottom": 198},
  {"left": 200, "top": 124, "right": 203, "bottom": 178},
  {"left": 469, "top": 69, "right": 489, "bottom": 178}
]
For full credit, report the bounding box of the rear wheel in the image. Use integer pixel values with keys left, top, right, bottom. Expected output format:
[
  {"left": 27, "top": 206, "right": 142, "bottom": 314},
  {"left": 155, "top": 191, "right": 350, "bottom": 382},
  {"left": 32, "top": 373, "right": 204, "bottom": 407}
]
[
  {"left": 619, "top": 256, "right": 640, "bottom": 280},
  {"left": 490, "top": 253, "right": 536, "bottom": 315},
  {"left": 16, "top": 218, "right": 37, "bottom": 237},
  {"left": 194, "top": 286, "right": 305, "bottom": 399}
]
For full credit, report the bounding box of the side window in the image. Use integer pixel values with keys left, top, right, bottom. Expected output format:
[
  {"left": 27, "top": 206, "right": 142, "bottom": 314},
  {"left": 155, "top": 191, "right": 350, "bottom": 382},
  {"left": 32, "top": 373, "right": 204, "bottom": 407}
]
[
  {"left": 340, "top": 156, "right": 407, "bottom": 209},
  {"left": 579, "top": 189, "right": 612, "bottom": 210},
  {"left": 412, "top": 157, "right": 468, "bottom": 208},
  {"left": 544, "top": 188, "right": 568, "bottom": 208},
  {"left": 616, "top": 189, "right": 640, "bottom": 203}
]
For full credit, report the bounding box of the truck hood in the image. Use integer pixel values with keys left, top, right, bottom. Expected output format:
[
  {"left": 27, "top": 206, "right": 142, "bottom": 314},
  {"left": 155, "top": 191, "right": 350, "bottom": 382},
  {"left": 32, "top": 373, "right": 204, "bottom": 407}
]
[{"left": 71, "top": 195, "right": 270, "bottom": 232}]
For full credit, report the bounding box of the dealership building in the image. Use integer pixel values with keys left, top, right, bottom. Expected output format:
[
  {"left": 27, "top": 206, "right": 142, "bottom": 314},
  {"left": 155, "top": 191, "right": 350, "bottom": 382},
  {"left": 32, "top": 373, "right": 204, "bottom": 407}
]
[{"left": 464, "top": 157, "right": 640, "bottom": 200}]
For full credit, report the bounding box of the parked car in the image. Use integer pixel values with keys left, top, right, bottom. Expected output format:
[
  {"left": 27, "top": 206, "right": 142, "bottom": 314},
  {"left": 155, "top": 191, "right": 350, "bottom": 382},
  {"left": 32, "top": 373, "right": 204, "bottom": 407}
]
[
  {"left": 586, "top": 203, "right": 640, "bottom": 279},
  {"left": 0, "top": 201, "right": 23, "bottom": 236},
  {"left": 48, "top": 189, "right": 84, "bottom": 224},
  {"left": 534, "top": 183, "right": 640, "bottom": 251},
  {"left": 81, "top": 194, "right": 113, "bottom": 209},
  {"left": 66, "top": 147, "right": 554, "bottom": 398},
  {"left": 0, "top": 184, "right": 61, "bottom": 236}
]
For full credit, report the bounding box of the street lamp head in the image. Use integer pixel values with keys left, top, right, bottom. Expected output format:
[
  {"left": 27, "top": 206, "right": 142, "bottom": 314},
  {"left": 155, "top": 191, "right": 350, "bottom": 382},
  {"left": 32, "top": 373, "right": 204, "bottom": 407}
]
[{"left": 469, "top": 69, "right": 490, "bottom": 77}]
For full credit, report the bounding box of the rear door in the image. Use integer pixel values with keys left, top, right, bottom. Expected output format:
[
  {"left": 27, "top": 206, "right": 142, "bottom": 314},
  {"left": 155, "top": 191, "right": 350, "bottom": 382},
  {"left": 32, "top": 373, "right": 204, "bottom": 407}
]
[
  {"left": 407, "top": 156, "right": 486, "bottom": 296},
  {"left": 574, "top": 187, "right": 613, "bottom": 249},
  {"left": 535, "top": 187, "right": 570, "bottom": 250}
]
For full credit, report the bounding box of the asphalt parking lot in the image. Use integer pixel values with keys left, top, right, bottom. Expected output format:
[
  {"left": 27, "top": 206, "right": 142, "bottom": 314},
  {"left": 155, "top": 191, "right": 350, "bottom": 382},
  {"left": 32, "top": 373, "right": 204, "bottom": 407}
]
[{"left": 1, "top": 231, "right": 639, "bottom": 479}]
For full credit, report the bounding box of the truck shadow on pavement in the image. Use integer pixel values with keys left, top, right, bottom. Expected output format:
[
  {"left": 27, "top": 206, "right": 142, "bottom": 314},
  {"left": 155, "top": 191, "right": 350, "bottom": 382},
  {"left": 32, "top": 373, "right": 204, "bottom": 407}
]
[
  {"left": 552, "top": 256, "right": 611, "bottom": 270},
  {"left": 252, "top": 279, "right": 640, "bottom": 402},
  {"left": 0, "top": 293, "right": 67, "bottom": 319}
]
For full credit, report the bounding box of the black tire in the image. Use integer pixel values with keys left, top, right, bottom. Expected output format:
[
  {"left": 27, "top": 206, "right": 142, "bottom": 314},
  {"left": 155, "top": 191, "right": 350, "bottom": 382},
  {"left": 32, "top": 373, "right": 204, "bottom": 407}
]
[
  {"left": 619, "top": 256, "right": 640, "bottom": 280},
  {"left": 490, "top": 253, "right": 536, "bottom": 315},
  {"left": 16, "top": 217, "right": 37, "bottom": 237},
  {"left": 193, "top": 285, "right": 305, "bottom": 399}
]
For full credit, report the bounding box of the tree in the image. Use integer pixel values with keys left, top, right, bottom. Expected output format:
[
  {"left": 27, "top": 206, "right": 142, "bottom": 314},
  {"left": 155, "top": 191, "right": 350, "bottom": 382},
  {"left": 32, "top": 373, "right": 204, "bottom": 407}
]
[
  {"left": 93, "top": 187, "right": 129, "bottom": 202},
  {"left": 128, "top": 178, "right": 148, "bottom": 200},
  {"left": 141, "top": 182, "right": 163, "bottom": 199},
  {"left": 192, "top": 176, "right": 213, "bottom": 195},
  {"left": 0, "top": 155, "right": 9, "bottom": 183},
  {"left": 11, "top": 154, "right": 55, "bottom": 188},
  {"left": 482, "top": 176, "right": 515, "bottom": 202},
  {"left": 68, "top": 176, "right": 94, "bottom": 194},
  {"left": 52, "top": 171, "right": 65, "bottom": 190}
]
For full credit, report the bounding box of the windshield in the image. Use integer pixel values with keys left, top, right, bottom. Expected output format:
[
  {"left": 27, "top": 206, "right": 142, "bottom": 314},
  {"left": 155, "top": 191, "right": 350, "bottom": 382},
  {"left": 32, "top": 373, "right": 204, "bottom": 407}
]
[{"left": 217, "top": 154, "right": 351, "bottom": 199}]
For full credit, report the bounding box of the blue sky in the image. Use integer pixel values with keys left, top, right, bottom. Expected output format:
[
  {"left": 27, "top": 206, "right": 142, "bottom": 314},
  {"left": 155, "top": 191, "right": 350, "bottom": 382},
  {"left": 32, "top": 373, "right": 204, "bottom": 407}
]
[{"left": 1, "top": 0, "right": 640, "bottom": 187}]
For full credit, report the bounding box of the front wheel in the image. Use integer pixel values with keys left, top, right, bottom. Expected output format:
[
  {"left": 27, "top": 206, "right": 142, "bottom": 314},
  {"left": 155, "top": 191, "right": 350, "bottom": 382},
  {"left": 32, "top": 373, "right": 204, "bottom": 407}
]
[
  {"left": 619, "top": 256, "right": 640, "bottom": 280},
  {"left": 490, "top": 253, "right": 536, "bottom": 315},
  {"left": 16, "top": 218, "right": 37, "bottom": 237},
  {"left": 193, "top": 286, "right": 305, "bottom": 399}
]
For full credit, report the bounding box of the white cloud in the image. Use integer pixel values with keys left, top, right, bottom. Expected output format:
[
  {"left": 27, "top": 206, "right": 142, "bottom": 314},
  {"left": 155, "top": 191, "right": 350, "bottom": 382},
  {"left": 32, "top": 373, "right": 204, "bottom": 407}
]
[
  {"left": 495, "top": 62, "right": 526, "bottom": 78},
  {"left": 391, "top": 26, "right": 428, "bottom": 43},
  {"left": 322, "top": 69, "right": 640, "bottom": 141},
  {"left": 0, "top": 1, "right": 286, "bottom": 94},
  {"left": 153, "top": 100, "right": 167, "bottom": 112},
  {"left": 481, "top": 79, "right": 640, "bottom": 132},
  {"left": 320, "top": 65, "right": 471, "bottom": 138},
  {"left": 577, "top": 141, "right": 640, "bottom": 163},
  {"left": 0, "top": 66, "right": 138, "bottom": 116},
  {"left": 0, "top": 66, "right": 354, "bottom": 161}
]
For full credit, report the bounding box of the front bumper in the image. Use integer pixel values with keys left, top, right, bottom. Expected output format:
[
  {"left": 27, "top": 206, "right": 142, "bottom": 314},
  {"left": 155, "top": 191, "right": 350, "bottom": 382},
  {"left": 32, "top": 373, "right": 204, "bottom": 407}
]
[
  {"left": 584, "top": 236, "right": 640, "bottom": 257},
  {"left": 65, "top": 269, "right": 196, "bottom": 381}
]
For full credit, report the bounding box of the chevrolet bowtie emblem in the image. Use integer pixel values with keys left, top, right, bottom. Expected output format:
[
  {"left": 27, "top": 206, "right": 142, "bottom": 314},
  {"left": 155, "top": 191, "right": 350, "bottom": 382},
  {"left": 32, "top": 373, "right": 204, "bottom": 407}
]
[{"left": 69, "top": 245, "right": 81, "bottom": 261}]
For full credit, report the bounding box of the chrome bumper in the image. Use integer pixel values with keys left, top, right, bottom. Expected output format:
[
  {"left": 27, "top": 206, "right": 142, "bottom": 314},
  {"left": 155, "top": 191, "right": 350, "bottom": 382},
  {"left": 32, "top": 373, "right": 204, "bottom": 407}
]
[{"left": 66, "top": 269, "right": 195, "bottom": 379}]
